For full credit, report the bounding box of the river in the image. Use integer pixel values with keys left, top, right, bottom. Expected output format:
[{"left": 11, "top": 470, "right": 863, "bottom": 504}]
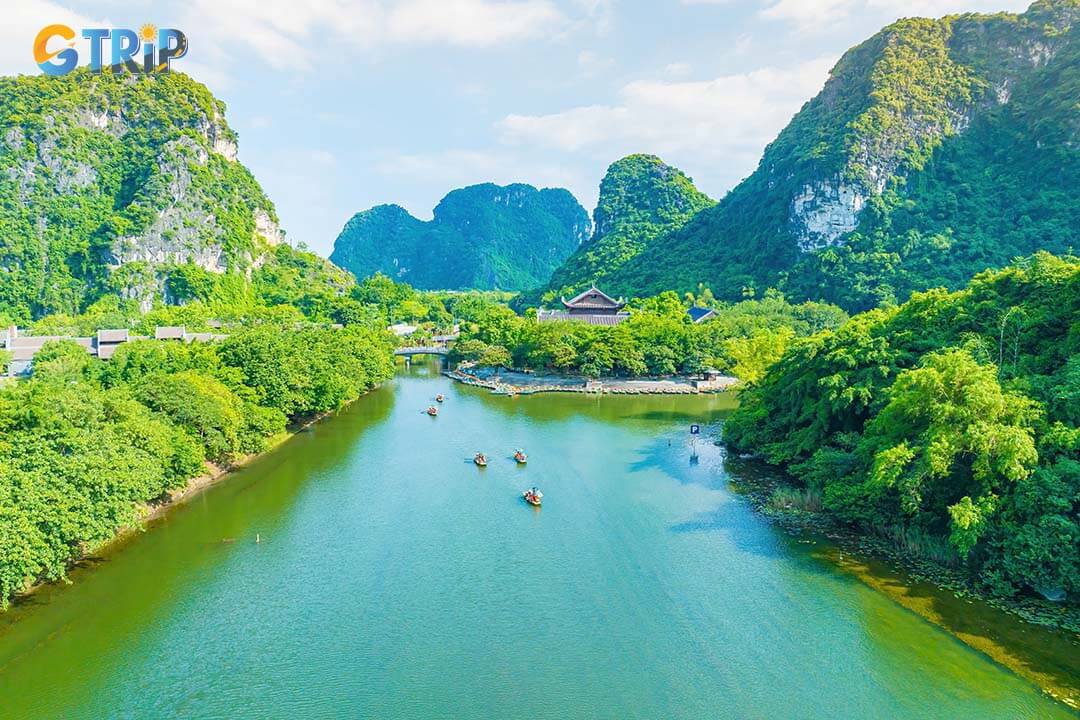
[{"left": 0, "top": 359, "right": 1076, "bottom": 719}]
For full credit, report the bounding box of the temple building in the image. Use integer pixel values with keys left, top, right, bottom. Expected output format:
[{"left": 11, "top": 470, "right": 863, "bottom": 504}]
[{"left": 537, "top": 286, "right": 630, "bottom": 326}]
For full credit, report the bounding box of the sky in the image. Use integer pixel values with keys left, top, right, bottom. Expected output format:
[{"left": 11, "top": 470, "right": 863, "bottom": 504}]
[{"left": 4, "top": 0, "right": 1032, "bottom": 256}]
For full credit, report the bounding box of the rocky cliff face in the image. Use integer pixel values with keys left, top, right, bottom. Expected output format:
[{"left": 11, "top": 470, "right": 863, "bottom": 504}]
[
  {"left": 0, "top": 69, "right": 282, "bottom": 322},
  {"left": 330, "top": 183, "right": 589, "bottom": 291},
  {"left": 790, "top": 180, "right": 867, "bottom": 251},
  {"left": 784, "top": 4, "right": 1074, "bottom": 252},
  {"left": 600, "top": 0, "right": 1080, "bottom": 311}
]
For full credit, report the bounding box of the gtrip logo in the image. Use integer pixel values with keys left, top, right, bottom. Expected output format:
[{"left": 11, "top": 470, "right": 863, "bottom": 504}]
[{"left": 34, "top": 24, "right": 187, "bottom": 76}]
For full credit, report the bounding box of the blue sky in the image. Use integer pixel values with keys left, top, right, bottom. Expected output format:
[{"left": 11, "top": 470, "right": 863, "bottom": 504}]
[{"left": 5, "top": 0, "right": 1030, "bottom": 256}]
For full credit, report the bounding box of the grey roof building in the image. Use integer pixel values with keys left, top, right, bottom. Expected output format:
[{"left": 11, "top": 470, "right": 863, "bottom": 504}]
[
  {"left": 155, "top": 326, "right": 186, "bottom": 340},
  {"left": 96, "top": 328, "right": 132, "bottom": 360},
  {"left": 2, "top": 323, "right": 228, "bottom": 377},
  {"left": 3, "top": 329, "right": 93, "bottom": 376},
  {"left": 97, "top": 328, "right": 130, "bottom": 343},
  {"left": 537, "top": 286, "right": 630, "bottom": 326}
]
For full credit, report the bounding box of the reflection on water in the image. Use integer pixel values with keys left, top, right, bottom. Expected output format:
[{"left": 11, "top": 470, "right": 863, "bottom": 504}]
[
  {"left": 0, "top": 357, "right": 1075, "bottom": 719},
  {"left": 722, "top": 448, "right": 1080, "bottom": 710}
]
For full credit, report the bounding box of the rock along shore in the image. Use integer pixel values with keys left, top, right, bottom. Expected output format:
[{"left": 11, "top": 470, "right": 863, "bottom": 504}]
[{"left": 444, "top": 366, "right": 738, "bottom": 395}]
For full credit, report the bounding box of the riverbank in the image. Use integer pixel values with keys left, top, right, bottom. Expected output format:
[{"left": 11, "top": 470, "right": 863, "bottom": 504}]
[
  {"left": 445, "top": 365, "right": 739, "bottom": 395},
  {"left": 2, "top": 363, "right": 1073, "bottom": 719},
  {"left": 724, "top": 454, "right": 1080, "bottom": 709},
  {"left": 133, "top": 411, "right": 330, "bottom": 527},
  {"left": 10, "top": 404, "right": 348, "bottom": 608}
]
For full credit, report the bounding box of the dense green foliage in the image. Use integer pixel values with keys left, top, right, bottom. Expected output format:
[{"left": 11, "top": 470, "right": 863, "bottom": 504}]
[
  {"left": 554, "top": 2, "right": 1080, "bottom": 312},
  {"left": 452, "top": 291, "right": 845, "bottom": 380},
  {"left": 0, "top": 323, "right": 394, "bottom": 607},
  {"left": 19, "top": 240, "right": 367, "bottom": 337},
  {"left": 0, "top": 68, "right": 294, "bottom": 323},
  {"left": 725, "top": 254, "right": 1080, "bottom": 601},
  {"left": 529, "top": 155, "right": 713, "bottom": 306},
  {"left": 330, "top": 183, "right": 589, "bottom": 291}
]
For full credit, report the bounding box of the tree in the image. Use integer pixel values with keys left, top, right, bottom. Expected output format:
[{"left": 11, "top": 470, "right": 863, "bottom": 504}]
[
  {"left": 721, "top": 327, "right": 795, "bottom": 384},
  {"left": 135, "top": 370, "right": 252, "bottom": 462},
  {"left": 30, "top": 340, "right": 95, "bottom": 382},
  {"left": 726, "top": 255, "right": 1080, "bottom": 598},
  {"left": 857, "top": 349, "right": 1039, "bottom": 550}
]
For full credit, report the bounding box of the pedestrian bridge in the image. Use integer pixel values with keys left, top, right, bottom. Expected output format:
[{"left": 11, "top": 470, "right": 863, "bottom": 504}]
[{"left": 394, "top": 345, "right": 449, "bottom": 357}]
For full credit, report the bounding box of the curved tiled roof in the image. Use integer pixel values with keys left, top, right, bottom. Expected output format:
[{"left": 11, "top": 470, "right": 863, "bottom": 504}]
[{"left": 560, "top": 286, "right": 626, "bottom": 310}]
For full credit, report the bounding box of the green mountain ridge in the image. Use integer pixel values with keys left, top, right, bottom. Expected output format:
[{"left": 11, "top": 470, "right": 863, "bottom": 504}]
[
  {"left": 0, "top": 69, "right": 325, "bottom": 324},
  {"left": 548, "top": 0, "right": 1080, "bottom": 312},
  {"left": 329, "top": 183, "right": 590, "bottom": 291}
]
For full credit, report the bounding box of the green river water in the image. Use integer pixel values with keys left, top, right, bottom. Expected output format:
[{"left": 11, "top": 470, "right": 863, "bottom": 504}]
[{"left": 0, "top": 359, "right": 1077, "bottom": 719}]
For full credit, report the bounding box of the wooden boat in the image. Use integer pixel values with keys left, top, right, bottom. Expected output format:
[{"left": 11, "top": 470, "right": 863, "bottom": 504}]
[
  {"left": 523, "top": 488, "right": 543, "bottom": 506},
  {"left": 474, "top": 453, "right": 488, "bottom": 467},
  {"left": 426, "top": 406, "right": 438, "bottom": 416},
  {"left": 436, "top": 394, "right": 445, "bottom": 403},
  {"left": 514, "top": 449, "right": 528, "bottom": 464}
]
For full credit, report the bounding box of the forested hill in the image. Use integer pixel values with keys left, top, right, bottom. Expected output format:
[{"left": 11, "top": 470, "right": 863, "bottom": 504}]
[
  {"left": 329, "top": 183, "right": 590, "bottom": 291},
  {"left": 726, "top": 252, "right": 1080, "bottom": 603},
  {"left": 0, "top": 68, "right": 322, "bottom": 324},
  {"left": 588, "top": 0, "right": 1080, "bottom": 312},
  {"left": 528, "top": 154, "right": 714, "bottom": 305}
]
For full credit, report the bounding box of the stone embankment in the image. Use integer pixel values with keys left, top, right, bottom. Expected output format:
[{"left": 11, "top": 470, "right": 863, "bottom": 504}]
[{"left": 445, "top": 366, "right": 738, "bottom": 396}]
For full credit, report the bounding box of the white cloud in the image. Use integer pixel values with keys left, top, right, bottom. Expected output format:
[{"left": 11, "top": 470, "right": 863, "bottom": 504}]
[
  {"left": 495, "top": 57, "right": 835, "bottom": 200},
  {"left": 759, "top": 0, "right": 1031, "bottom": 28},
  {"left": 310, "top": 149, "right": 336, "bottom": 166},
  {"left": 0, "top": 0, "right": 579, "bottom": 88},
  {"left": 664, "top": 62, "right": 692, "bottom": 78},
  {"left": 760, "top": 0, "right": 852, "bottom": 25},
  {"left": 498, "top": 57, "right": 834, "bottom": 159},
  {"left": 180, "top": 0, "right": 381, "bottom": 71},
  {"left": 387, "top": 0, "right": 565, "bottom": 47},
  {"left": 175, "top": 0, "right": 569, "bottom": 77},
  {"left": 578, "top": 50, "right": 615, "bottom": 76},
  {"left": 570, "top": 0, "right": 615, "bottom": 34},
  {"left": 0, "top": 0, "right": 105, "bottom": 76}
]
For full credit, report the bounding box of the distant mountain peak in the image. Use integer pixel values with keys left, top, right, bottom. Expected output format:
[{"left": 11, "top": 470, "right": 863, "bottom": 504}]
[{"left": 329, "top": 183, "right": 589, "bottom": 291}]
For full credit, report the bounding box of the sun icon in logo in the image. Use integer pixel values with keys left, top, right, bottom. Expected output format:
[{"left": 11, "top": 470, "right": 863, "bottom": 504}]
[{"left": 139, "top": 24, "right": 158, "bottom": 43}]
